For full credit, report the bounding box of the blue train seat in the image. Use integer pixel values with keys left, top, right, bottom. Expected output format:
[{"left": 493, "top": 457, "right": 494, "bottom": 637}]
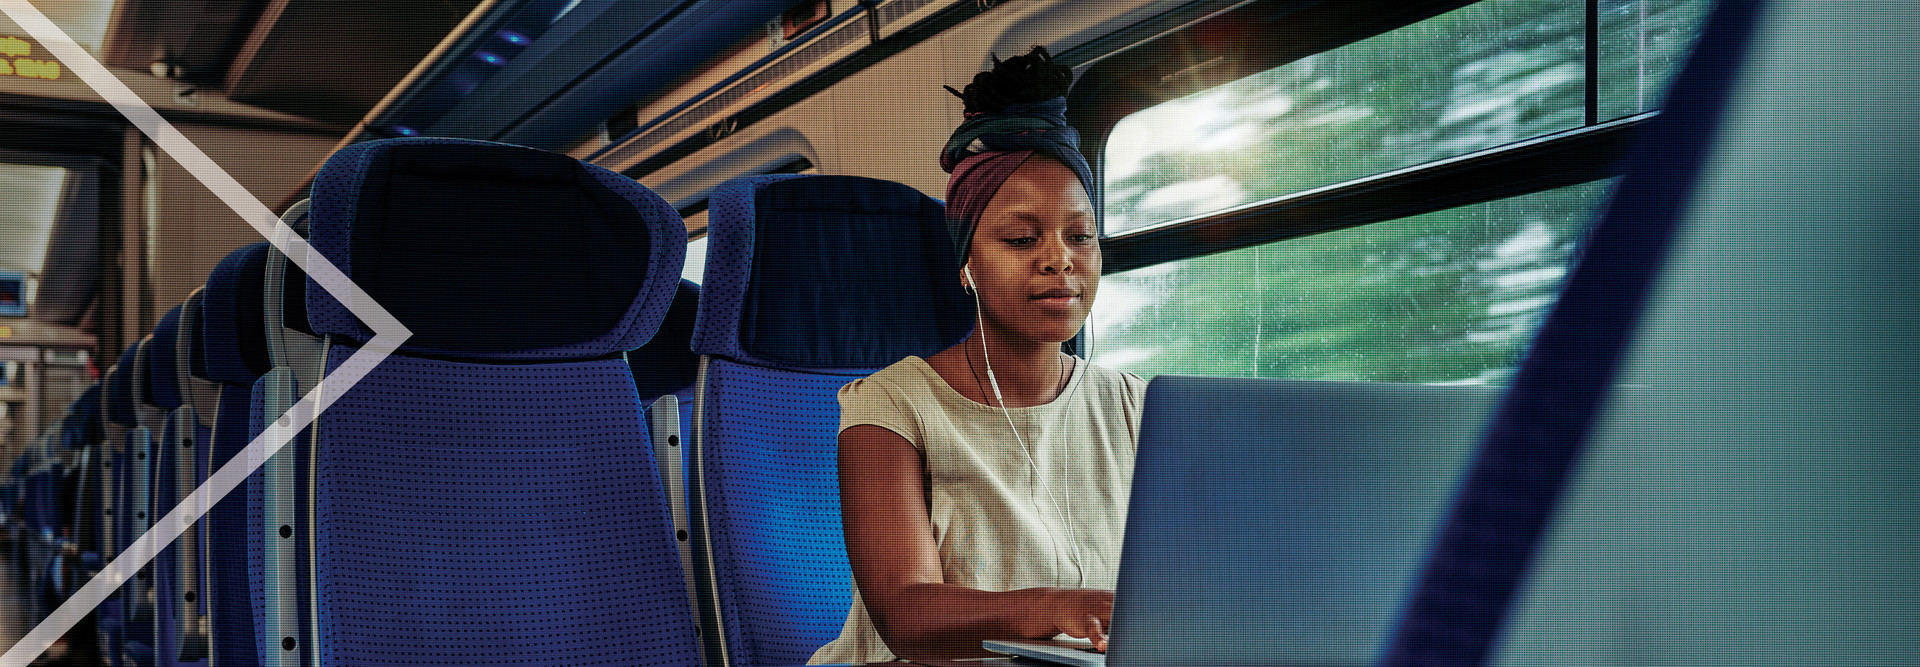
[
  {"left": 47, "top": 387, "right": 105, "bottom": 607},
  {"left": 198, "top": 242, "right": 274, "bottom": 667},
  {"left": 627, "top": 278, "right": 702, "bottom": 610},
  {"left": 298, "top": 137, "right": 698, "bottom": 665},
  {"left": 175, "top": 289, "right": 223, "bottom": 656},
  {"left": 252, "top": 200, "right": 321, "bottom": 667},
  {"left": 100, "top": 352, "right": 140, "bottom": 667},
  {"left": 147, "top": 304, "right": 210, "bottom": 667},
  {"left": 120, "top": 338, "right": 159, "bottom": 667},
  {"left": 687, "top": 173, "right": 970, "bottom": 667},
  {"left": 92, "top": 362, "right": 127, "bottom": 666},
  {"left": 21, "top": 429, "right": 63, "bottom": 618}
]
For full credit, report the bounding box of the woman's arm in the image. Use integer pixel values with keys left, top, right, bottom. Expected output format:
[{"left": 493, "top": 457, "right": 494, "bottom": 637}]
[{"left": 839, "top": 424, "right": 1111, "bottom": 661}]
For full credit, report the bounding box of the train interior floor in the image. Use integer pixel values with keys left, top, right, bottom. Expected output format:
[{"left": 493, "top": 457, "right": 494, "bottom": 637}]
[{"left": 0, "top": 534, "right": 88, "bottom": 666}]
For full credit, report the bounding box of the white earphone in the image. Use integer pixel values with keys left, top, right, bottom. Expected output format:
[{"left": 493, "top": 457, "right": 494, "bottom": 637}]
[{"left": 964, "top": 263, "right": 1087, "bottom": 587}]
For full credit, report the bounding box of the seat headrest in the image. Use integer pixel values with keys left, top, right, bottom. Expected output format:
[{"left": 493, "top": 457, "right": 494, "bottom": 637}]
[
  {"left": 276, "top": 207, "right": 315, "bottom": 337},
  {"left": 202, "top": 243, "right": 272, "bottom": 384},
  {"left": 68, "top": 385, "right": 101, "bottom": 446},
  {"left": 105, "top": 351, "right": 135, "bottom": 426},
  {"left": 183, "top": 291, "right": 212, "bottom": 382},
  {"left": 131, "top": 338, "right": 154, "bottom": 408},
  {"left": 147, "top": 305, "right": 184, "bottom": 409},
  {"left": 307, "top": 138, "right": 684, "bottom": 359},
  {"left": 692, "top": 174, "right": 972, "bottom": 371},
  {"left": 627, "top": 280, "right": 700, "bottom": 401}
]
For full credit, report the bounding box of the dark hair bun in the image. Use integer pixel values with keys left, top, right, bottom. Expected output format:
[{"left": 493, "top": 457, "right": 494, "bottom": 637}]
[{"left": 945, "top": 45, "right": 1072, "bottom": 114}]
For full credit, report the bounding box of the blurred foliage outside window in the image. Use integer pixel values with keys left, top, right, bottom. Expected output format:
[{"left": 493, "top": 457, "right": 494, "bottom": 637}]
[{"left": 1090, "top": 0, "right": 1710, "bottom": 383}]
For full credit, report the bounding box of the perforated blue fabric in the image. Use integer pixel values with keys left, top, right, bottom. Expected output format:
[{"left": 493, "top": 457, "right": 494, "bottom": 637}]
[
  {"left": 114, "top": 430, "right": 147, "bottom": 655},
  {"left": 201, "top": 244, "right": 271, "bottom": 385},
  {"left": 153, "top": 412, "right": 206, "bottom": 667},
  {"left": 691, "top": 174, "right": 968, "bottom": 371},
  {"left": 200, "top": 245, "right": 271, "bottom": 665},
  {"left": 311, "top": 346, "right": 699, "bottom": 665},
  {"left": 699, "top": 358, "right": 862, "bottom": 666},
  {"left": 305, "top": 137, "right": 684, "bottom": 359},
  {"left": 207, "top": 384, "right": 258, "bottom": 667},
  {"left": 689, "top": 174, "right": 803, "bottom": 366},
  {"left": 244, "top": 381, "right": 266, "bottom": 667}
]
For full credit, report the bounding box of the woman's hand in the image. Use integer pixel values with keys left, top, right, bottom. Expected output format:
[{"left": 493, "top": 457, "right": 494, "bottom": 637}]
[
  {"left": 841, "top": 424, "right": 1116, "bottom": 659},
  {"left": 1023, "top": 587, "right": 1113, "bottom": 652}
]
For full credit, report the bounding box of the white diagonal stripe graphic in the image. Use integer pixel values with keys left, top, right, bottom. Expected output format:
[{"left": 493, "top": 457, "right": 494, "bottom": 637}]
[{"left": 0, "top": 2, "right": 411, "bottom": 665}]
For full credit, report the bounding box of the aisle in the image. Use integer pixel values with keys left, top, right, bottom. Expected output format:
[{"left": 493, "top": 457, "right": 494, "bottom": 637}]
[{"left": 1, "top": 542, "right": 27, "bottom": 657}]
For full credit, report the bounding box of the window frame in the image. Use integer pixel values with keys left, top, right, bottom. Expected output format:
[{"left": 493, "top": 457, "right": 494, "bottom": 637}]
[{"left": 1061, "top": 0, "right": 1651, "bottom": 274}]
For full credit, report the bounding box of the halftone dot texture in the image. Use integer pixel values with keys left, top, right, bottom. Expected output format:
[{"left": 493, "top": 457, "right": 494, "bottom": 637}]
[
  {"left": 206, "top": 383, "right": 259, "bottom": 667},
  {"left": 312, "top": 348, "right": 699, "bottom": 666},
  {"left": 200, "top": 243, "right": 274, "bottom": 667},
  {"left": 699, "top": 359, "right": 865, "bottom": 666},
  {"left": 114, "top": 428, "right": 152, "bottom": 653},
  {"left": 692, "top": 174, "right": 971, "bottom": 371},
  {"left": 305, "top": 137, "right": 683, "bottom": 359},
  {"left": 690, "top": 175, "right": 969, "bottom": 665},
  {"left": 200, "top": 244, "right": 272, "bottom": 385},
  {"left": 627, "top": 280, "right": 702, "bottom": 402},
  {"left": 245, "top": 375, "right": 313, "bottom": 667},
  {"left": 148, "top": 306, "right": 186, "bottom": 410},
  {"left": 298, "top": 137, "right": 697, "bottom": 664},
  {"left": 106, "top": 347, "right": 138, "bottom": 427},
  {"left": 153, "top": 409, "right": 208, "bottom": 667},
  {"left": 690, "top": 173, "right": 803, "bottom": 367}
]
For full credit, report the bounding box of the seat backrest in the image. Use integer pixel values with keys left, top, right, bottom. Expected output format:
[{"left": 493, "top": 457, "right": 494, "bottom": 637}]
[
  {"left": 688, "top": 173, "right": 969, "bottom": 667},
  {"left": 300, "top": 137, "right": 698, "bottom": 666},
  {"left": 198, "top": 242, "right": 274, "bottom": 667},
  {"left": 257, "top": 202, "right": 323, "bottom": 667},
  {"left": 64, "top": 385, "right": 104, "bottom": 557},
  {"left": 1446, "top": 3, "right": 1920, "bottom": 666},
  {"left": 626, "top": 279, "right": 703, "bottom": 616},
  {"left": 149, "top": 303, "right": 209, "bottom": 666},
  {"left": 122, "top": 338, "right": 158, "bottom": 657}
]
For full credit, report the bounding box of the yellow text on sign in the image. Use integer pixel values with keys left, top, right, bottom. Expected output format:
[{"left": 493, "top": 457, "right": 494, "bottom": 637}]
[{"left": 0, "top": 36, "right": 60, "bottom": 80}]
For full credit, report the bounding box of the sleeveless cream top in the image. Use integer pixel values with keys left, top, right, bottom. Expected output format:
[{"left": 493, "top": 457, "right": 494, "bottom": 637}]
[{"left": 809, "top": 355, "right": 1145, "bottom": 664}]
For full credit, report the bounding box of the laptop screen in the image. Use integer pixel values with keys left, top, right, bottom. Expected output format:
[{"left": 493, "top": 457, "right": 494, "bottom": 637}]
[{"left": 1109, "top": 377, "right": 1497, "bottom": 666}]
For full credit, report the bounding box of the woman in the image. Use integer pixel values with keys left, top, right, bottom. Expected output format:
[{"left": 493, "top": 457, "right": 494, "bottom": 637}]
[{"left": 810, "top": 46, "right": 1146, "bottom": 665}]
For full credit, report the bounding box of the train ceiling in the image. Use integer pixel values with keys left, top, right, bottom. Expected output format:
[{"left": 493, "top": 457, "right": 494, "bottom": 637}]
[{"left": 101, "top": 0, "right": 483, "bottom": 127}]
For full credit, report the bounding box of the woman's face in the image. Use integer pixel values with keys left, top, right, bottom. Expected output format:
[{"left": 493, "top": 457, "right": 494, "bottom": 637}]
[{"left": 965, "top": 157, "right": 1100, "bottom": 345}]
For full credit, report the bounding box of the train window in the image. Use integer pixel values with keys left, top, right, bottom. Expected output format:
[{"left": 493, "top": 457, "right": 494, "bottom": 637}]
[
  {"left": 6, "top": 0, "right": 117, "bottom": 52},
  {"left": 1089, "top": 179, "right": 1610, "bottom": 383},
  {"left": 0, "top": 163, "right": 69, "bottom": 296},
  {"left": 1101, "top": 0, "right": 1709, "bottom": 236},
  {"left": 683, "top": 233, "right": 709, "bottom": 285},
  {"left": 1600, "top": 0, "right": 1715, "bottom": 120}
]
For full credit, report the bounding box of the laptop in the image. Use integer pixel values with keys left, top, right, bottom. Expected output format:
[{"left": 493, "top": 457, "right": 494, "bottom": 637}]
[{"left": 983, "top": 376, "right": 1496, "bottom": 666}]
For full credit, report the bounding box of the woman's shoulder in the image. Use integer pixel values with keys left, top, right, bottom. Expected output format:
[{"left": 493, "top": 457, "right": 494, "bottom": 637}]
[
  {"left": 838, "top": 356, "right": 943, "bottom": 401},
  {"left": 1079, "top": 360, "right": 1148, "bottom": 408}
]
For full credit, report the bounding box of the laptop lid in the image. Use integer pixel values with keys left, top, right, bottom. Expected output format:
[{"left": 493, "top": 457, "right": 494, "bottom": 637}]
[{"left": 1105, "top": 376, "right": 1497, "bottom": 667}]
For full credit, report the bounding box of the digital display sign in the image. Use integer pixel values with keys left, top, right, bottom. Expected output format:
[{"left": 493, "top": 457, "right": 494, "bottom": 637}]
[
  {"left": 0, "top": 35, "right": 62, "bottom": 80},
  {"left": 0, "top": 271, "right": 25, "bottom": 316}
]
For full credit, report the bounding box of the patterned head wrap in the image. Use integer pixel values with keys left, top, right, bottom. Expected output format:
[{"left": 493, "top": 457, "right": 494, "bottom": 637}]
[{"left": 940, "top": 96, "right": 1096, "bottom": 265}]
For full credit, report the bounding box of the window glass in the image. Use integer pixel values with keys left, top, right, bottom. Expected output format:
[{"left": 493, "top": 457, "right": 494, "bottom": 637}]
[
  {"left": 682, "top": 234, "right": 709, "bottom": 285},
  {"left": 1089, "top": 180, "right": 1610, "bottom": 384},
  {"left": 0, "top": 0, "right": 116, "bottom": 53},
  {"left": 0, "top": 163, "right": 68, "bottom": 276},
  {"left": 1104, "top": 0, "right": 1588, "bottom": 235},
  {"left": 1599, "top": 0, "right": 1714, "bottom": 119}
]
